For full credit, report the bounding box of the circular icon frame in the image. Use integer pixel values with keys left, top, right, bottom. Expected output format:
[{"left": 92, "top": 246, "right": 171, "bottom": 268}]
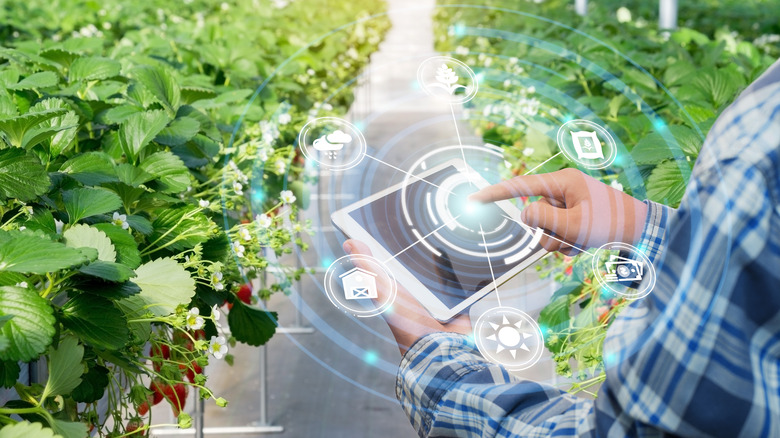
[
  {"left": 474, "top": 306, "right": 544, "bottom": 371},
  {"left": 323, "top": 254, "right": 397, "bottom": 317},
  {"left": 592, "top": 242, "right": 656, "bottom": 299},
  {"left": 298, "top": 117, "right": 367, "bottom": 171},
  {"left": 556, "top": 119, "right": 617, "bottom": 170},
  {"left": 417, "top": 56, "right": 479, "bottom": 104}
]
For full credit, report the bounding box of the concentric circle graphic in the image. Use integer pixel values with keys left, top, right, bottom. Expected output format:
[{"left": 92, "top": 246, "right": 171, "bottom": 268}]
[
  {"left": 298, "top": 117, "right": 367, "bottom": 171},
  {"left": 556, "top": 119, "right": 618, "bottom": 170},
  {"left": 417, "top": 56, "right": 479, "bottom": 104},
  {"left": 474, "top": 307, "right": 544, "bottom": 371},
  {"left": 592, "top": 242, "right": 656, "bottom": 299},
  {"left": 324, "top": 254, "right": 397, "bottom": 317}
]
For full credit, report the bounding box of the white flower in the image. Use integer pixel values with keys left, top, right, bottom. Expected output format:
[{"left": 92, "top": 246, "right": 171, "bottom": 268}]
[
  {"left": 280, "top": 190, "right": 297, "bottom": 204},
  {"left": 506, "top": 118, "right": 515, "bottom": 128},
  {"left": 259, "top": 120, "right": 280, "bottom": 144},
  {"left": 233, "top": 182, "right": 243, "bottom": 195},
  {"left": 503, "top": 79, "right": 511, "bottom": 88},
  {"left": 185, "top": 308, "right": 205, "bottom": 330},
  {"left": 220, "top": 2, "right": 229, "bottom": 11},
  {"left": 455, "top": 46, "right": 469, "bottom": 56},
  {"left": 256, "top": 213, "right": 272, "bottom": 228},
  {"left": 483, "top": 57, "right": 492, "bottom": 67},
  {"left": 549, "top": 108, "right": 560, "bottom": 117},
  {"left": 211, "top": 304, "right": 222, "bottom": 322},
  {"left": 509, "top": 57, "right": 519, "bottom": 65},
  {"left": 278, "top": 113, "right": 291, "bottom": 125},
  {"left": 211, "top": 272, "right": 224, "bottom": 291},
  {"left": 293, "top": 223, "right": 303, "bottom": 233},
  {"left": 232, "top": 241, "right": 246, "bottom": 258},
  {"left": 54, "top": 219, "right": 64, "bottom": 234},
  {"left": 526, "top": 85, "right": 536, "bottom": 94},
  {"left": 198, "top": 199, "right": 210, "bottom": 208},
  {"left": 274, "top": 159, "right": 286, "bottom": 174},
  {"left": 611, "top": 180, "right": 624, "bottom": 192},
  {"left": 320, "top": 81, "right": 328, "bottom": 90},
  {"left": 307, "top": 68, "right": 316, "bottom": 76},
  {"left": 272, "top": 0, "right": 290, "bottom": 8},
  {"left": 239, "top": 227, "right": 251, "bottom": 241},
  {"left": 257, "top": 148, "right": 269, "bottom": 162},
  {"left": 208, "top": 336, "right": 228, "bottom": 359},
  {"left": 112, "top": 212, "right": 130, "bottom": 230},
  {"left": 616, "top": 7, "right": 632, "bottom": 23},
  {"left": 523, "top": 147, "right": 535, "bottom": 157},
  {"left": 346, "top": 47, "right": 359, "bottom": 60},
  {"left": 15, "top": 281, "right": 28, "bottom": 289}
]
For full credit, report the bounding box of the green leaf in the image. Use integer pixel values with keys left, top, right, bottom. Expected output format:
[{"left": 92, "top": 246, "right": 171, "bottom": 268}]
[
  {"left": 0, "top": 148, "right": 50, "bottom": 201},
  {"left": 228, "top": 302, "right": 278, "bottom": 346},
  {"left": 63, "top": 187, "right": 123, "bottom": 224},
  {"left": 120, "top": 109, "right": 170, "bottom": 161},
  {"left": 63, "top": 224, "right": 117, "bottom": 263},
  {"left": 78, "top": 261, "right": 135, "bottom": 282},
  {"left": 41, "top": 336, "right": 84, "bottom": 400},
  {"left": 50, "top": 419, "right": 88, "bottom": 438},
  {"left": 101, "top": 104, "right": 144, "bottom": 124},
  {"left": 115, "top": 163, "right": 153, "bottom": 187},
  {"left": 132, "top": 258, "right": 196, "bottom": 317},
  {"left": 68, "top": 56, "right": 121, "bottom": 82},
  {"left": 138, "top": 151, "right": 190, "bottom": 193},
  {"left": 150, "top": 206, "right": 214, "bottom": 252},
  {"left": 0, "top": 286, "right": 55, "bottom": 362},
  {"left": 59, "top": 152, "right": 117, "bottom": 185},
  {"left": 181, "top": 86, "right": 217, "bottom": 104},
  {"left": 94, "top": 223, "right": 141, "bottom": 269},
  {"left": 27, "top": 98, "right": 79, "bottom": 156},
  {"left": 115, "top": 296, "right": 151, "bottom": 344},
  {"left": 155, "top": 116, "right": 200, "bottom": 146},
  {"left": 539, "top": 295, "right": 570, "bottom": 333},
  {"left": 78, "top": 279, "right": 141, "bottom": 300},
  {"left": 631, "top": 126, "right": 703, "bottom": 165},
  {"left": 133, "top": 66, "right": 181, "bottom": 118},
  {"left": 646, "top": 160, "right": 690, "bottom": 207},
  {"left": 7, "top": 71, "right": 59, "bottom": 90},
  {"left": 0, "top": 108, "right": 67, "bottom": 148},
  {"left": 71, "top": 363, "right": 109, "bottom": 403},
  {"left": 0, "top": 230, "right": 96, "bottom": 274},
  {"left": 0, "top": 422, "right": 62, "bottom": 438},
  {"left": 1, "top": 358, "right": 21, "bottom": 388},
  {"left": 61, "top": 295, "right": 128, "bottom": 350}
]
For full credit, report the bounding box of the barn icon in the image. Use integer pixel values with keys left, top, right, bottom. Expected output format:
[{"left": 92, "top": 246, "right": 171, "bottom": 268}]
[{"left": 340, "top": 267, "right": 378, "bottom": 300}]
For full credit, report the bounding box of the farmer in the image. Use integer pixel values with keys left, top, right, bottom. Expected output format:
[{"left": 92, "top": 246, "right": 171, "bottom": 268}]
[{"left": 343, "top": 58, "right": 780, "bottom": 437}]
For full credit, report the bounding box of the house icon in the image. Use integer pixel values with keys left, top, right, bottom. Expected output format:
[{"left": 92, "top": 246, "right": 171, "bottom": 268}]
[{"left": 339, "top": 267, "right": 378, "bottom": 300}]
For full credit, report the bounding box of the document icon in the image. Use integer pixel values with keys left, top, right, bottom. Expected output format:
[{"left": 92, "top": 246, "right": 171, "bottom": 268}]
[
  {"left": 340, "top": 268, "right": 378, "bottom": 300},
  {"left": 571, "top": 130, "right": 604, "bottom": 160}
]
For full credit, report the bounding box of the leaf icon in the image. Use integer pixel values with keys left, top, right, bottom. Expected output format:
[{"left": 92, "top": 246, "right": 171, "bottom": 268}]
[{"left": 431, "top": 64, "right": 467, "bottom": 95}]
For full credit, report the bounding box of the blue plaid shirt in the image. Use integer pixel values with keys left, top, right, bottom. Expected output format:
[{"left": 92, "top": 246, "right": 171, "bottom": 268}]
[{"left": 396, "top": 60, "right": 780, "bottom": 437}]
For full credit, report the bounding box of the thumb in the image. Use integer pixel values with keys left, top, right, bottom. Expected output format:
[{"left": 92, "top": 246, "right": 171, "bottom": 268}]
[{"left": 343, "top": 239, "right": 377, "bottom": 273}]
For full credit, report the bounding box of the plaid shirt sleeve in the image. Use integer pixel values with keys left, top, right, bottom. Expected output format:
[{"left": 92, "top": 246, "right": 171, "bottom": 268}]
[{"left": 396, "top": 68, "right": 780, "bottom": 437}]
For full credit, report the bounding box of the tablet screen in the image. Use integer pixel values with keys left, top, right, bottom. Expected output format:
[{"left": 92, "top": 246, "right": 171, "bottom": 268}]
[{"left": 348, "top": 164, "right": 540, "bottom": 310}]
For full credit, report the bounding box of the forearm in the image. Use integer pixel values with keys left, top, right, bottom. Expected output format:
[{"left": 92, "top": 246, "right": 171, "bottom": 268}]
[{"left": 396, "top": 333, "right": 595, "bottom": 438}]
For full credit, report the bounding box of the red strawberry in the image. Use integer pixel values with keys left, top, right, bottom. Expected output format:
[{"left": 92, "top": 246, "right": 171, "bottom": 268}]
[
  {"left": 150, "top": 381, "right": 165, "bottom": 406},
  {"left": 137, "top": 401, "right": 149, "bottom": 416},
  {"left": 564, "top": 265, "right": 573, "bottom": 276},
  {"left": 150, "top": 344, "right": 170, "bottom": 371},
  {"left": 162, "top": 382, "right": 188, "bottom": 416},
  {"left": 126, "top": 418, "right": 145, "bottom": 436},
  {"left": 179, "top": 361, "right": 204, "bottom": 383},
  {"left": 237, "top": 284, "right": 252, "bottom": 304}
]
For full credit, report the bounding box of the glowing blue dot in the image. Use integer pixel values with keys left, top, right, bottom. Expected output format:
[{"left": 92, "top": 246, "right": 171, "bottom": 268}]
[
  {"left": 538, "top": 323, "right": 549, "bottom": 335},
  {"left": 252, "top": 190, "right": 264, "bottom": 203},
  {"left": 321, "top": 258, "right": 332, "bottom": 268},
  {"left": 563, "top": 114, "right": 574, "bottom": 123},
  {"left": 411, "top": 79, "right": 421, "bottom": 90},
  {"left": 653, "top": 118, "right": 666, "bottom": 131},
  {"left": 475, "top": 72, "right": 485, "bottom": 83},
  {"left": 353, "top": 120, "right": 365, "bottom": 131},
  {"left": 603, "top": 352, "right": 617, "bottom": 367},
  {"left": 363, "top": 350, "right": 379, "bottom": 365},
  {"left": 453, "top": 23, "right": 466, "bottom": 37},
  {"left": 601, "top": 287, "right": 614, "bottom": 298}
]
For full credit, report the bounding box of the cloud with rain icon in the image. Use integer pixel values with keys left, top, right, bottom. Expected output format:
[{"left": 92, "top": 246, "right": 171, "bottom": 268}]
[{"left": 313, "top": 130, "right": 353, "bottom": 159}]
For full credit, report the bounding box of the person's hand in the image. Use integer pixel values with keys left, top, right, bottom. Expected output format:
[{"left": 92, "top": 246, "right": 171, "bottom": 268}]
[
  {"left": 342, "top": 240, "right": 471, "bottom": 355},
  {"left": 469, "top": 168, "right": 647, "bottom": 254}
]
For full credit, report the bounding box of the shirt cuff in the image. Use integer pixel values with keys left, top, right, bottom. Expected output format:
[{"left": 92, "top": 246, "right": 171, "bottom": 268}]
[
  {"left": 395, "top": 332, "right": 489, "bottom": 437},
  {"left": 636, "top": 200, "right": 672, "bottom": 265}
]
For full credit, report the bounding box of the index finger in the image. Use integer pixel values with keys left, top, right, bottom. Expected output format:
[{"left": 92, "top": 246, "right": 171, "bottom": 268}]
[{"left": 469, "top": 170, "right": 572, "bottom": 204}]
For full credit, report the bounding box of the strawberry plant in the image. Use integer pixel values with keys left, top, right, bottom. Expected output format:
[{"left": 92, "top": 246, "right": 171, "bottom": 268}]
[
  {"left": 433, "top": 0, "right": 777, "bottom": 394},
  {"left": 0, "top": 0, "right": 390, "bottom": 435}
]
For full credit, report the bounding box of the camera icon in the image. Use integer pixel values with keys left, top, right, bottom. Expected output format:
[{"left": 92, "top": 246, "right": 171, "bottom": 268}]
[{"left": 604, "top": 255, "right": 644, "bottom": 282}]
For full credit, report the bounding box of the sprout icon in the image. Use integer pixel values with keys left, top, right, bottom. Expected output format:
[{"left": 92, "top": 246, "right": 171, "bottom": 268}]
[
  {"left": 312, "top": 130, "right": 353, "bottom": 159},
  {"left": 430, "top": 64, "right": 466, "bottom": 95}
]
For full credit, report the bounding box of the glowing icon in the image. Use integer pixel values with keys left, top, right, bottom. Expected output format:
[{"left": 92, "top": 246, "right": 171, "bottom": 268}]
[
  {"left": 313, "top": 130, "right": 353, "bottom": 159},
  {"left": 340, "top": 267, "right": 378, "bottom": 300},
  {"left": 570, "top": 130, "right": 604, "bottom": 160},
  {"left": 604, "top": 255, "right": 644, "bottom": 282},
  {"left": 485, "top": 315, "right": 534, "bottom": 358},
  {"left": 429, "top": 64, "right": 466, "bottom": 95}
]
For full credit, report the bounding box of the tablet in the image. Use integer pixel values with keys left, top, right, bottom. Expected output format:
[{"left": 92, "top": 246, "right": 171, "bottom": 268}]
[{"left": 331, "top": 158, "right": 546, "bottom": 321}]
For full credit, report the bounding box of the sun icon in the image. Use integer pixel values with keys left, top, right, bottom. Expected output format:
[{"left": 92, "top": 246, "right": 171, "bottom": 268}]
[{"left": 485, "top": 315, "right": 533, "bottom": 358}]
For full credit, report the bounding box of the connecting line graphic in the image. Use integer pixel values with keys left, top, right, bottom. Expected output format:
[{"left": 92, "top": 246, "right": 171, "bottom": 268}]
[
  {"left": 499, "top": 213, "right": 597, "bottom": 257},
  {"left": 384, "top": 214, "right": 463, "bottom": 264},
  {"left": 524, "top": 151, "right": 562, "bottom": 176},
  {"left": 449, "top": 104, "right": 476, "bottom": 187},
  {"left": 478, "top": 224, "right": 503, "bottom": 307},
  {"left": 365, "top": 154, "right": 457, "bottom": 197}
]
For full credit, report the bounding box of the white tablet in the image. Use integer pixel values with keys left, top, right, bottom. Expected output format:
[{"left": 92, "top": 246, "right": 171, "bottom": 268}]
[{"left": 331, "top": 158, "right": 547, "bottom": 321}]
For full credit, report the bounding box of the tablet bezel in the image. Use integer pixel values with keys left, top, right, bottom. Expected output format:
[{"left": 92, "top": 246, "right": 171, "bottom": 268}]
[{"left": 331, "top": 158, "right": 547, "bottom": 321}]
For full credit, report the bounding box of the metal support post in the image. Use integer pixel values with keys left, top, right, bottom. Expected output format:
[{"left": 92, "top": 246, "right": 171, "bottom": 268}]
[{"left": 659, "top": 0, "right": 678, "bottom": 30}]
